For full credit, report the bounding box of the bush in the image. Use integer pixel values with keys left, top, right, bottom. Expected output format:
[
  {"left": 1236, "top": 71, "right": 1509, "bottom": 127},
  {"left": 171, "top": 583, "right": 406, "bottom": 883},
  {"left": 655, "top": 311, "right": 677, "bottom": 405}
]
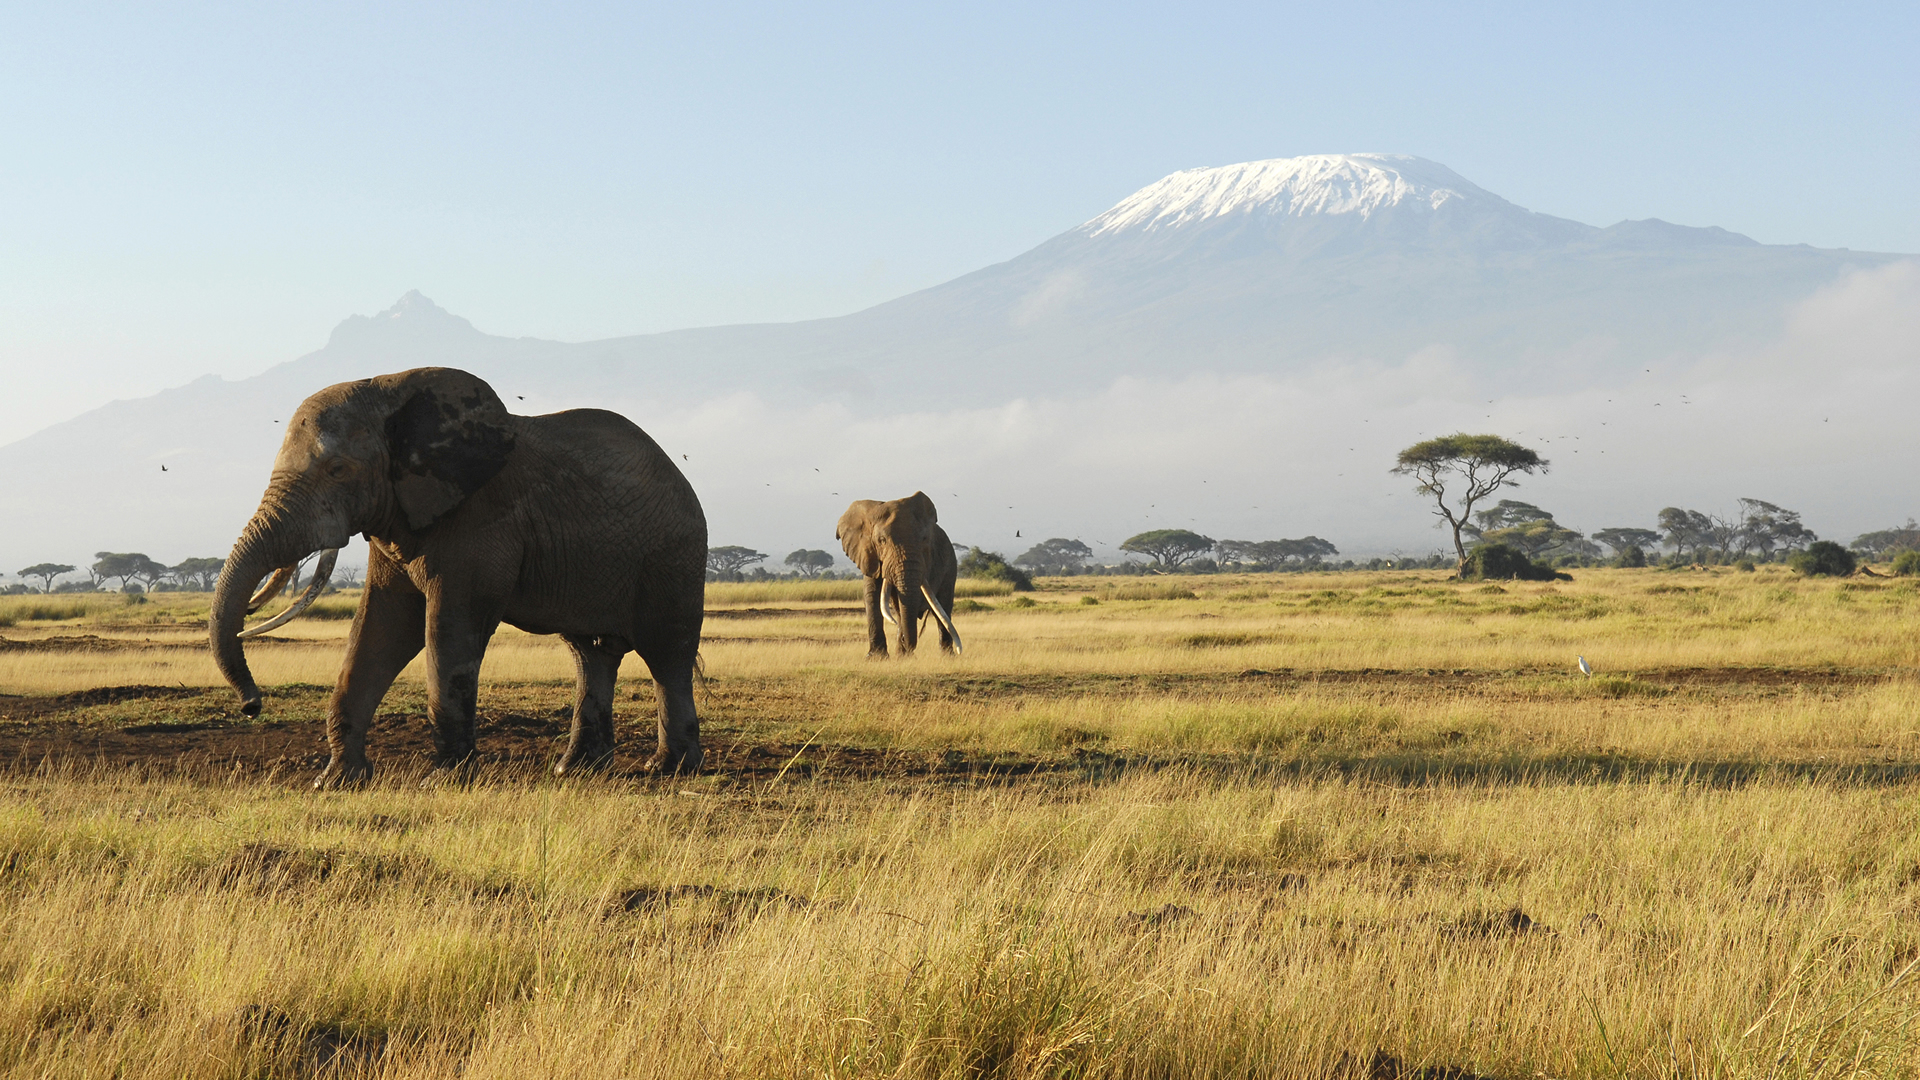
[
  {"left": 1612, "top": 546, "right": 1648, "bottom": 568},
  {"left": 1734, "top": 559, "right": 1756, "bottom": 573},
  {"left": 1459, "top": 543, "right": 1569, "bottom": 582},
  {"left": 958, "top": 548, "right": 1034, "bottom": 591},
  {"left": 1789, "top": 541, "right": 1856, "bottom": 577},
  {"left": 1889, "top": 550, "right": 1920, "bottom": 577}
]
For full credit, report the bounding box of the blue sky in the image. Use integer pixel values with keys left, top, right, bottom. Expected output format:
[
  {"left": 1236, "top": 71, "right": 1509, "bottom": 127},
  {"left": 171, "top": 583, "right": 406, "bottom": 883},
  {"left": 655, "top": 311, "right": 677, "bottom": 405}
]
[{"left": 2, "top": 1, "right": 1915, "bottom": 443}]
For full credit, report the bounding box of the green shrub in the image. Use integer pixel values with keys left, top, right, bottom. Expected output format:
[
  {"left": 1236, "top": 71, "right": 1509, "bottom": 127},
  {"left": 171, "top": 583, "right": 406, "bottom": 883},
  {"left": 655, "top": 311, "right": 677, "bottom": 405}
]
[
  {"left": 1612, "top": 546, "right": 1648, "bottom": 568},
  {"left": 1459, "top": 543, "right": 1569, "bottom": 582},
  {"left": 1003, "top": 595, "right": 1037, "bottom": 609},
  {"left": 957, "top": 548, "right": 1034, "bottom": 591},
  {"left": 1078, "top": 596, "right": 1100, "bottom": 606},
  {"left": 1891, "top": 550, "right": 1920, "bottom": 577},
  {"left": 1734, "top": 559, "right": 1756, "bottom": 572},
  {"left": 1789, "top": 541, "right": 1856, "bottom": 577}
]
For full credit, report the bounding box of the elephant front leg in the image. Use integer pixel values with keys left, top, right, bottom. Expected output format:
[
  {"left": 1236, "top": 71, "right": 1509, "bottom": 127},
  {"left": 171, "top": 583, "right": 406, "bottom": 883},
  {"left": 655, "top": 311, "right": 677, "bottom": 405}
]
[
  {"left": 423, "top": 597, "right": 499, "bottom": 775},
  {"left": 863, "top": 575, "right": 889, "bottom": 658},
  {"left": 555, "top": 635, "right": 623, "bottom": 775},
  {"left": 317, "top": 552, "right": 425, "bottom": 789}
]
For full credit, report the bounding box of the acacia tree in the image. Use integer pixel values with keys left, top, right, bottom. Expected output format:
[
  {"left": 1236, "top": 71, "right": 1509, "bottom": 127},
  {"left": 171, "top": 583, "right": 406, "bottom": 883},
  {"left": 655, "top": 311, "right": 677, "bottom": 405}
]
[
  {"left": 1591, "top": 528, "right": 1662, "bottom": 558},
  {"left": 1391, "top": 435, "right": 1547, "bottom": 571},
  {"left": 17, "top": 563, "right": 75, "bottom": 593},
  {"left": 169, "top": 557, "right": 226, "bottom": 591},
  {"left": 1733, "top": 498, "right": 1815, "bottom": 560},
  {"left": 1118, "top": 529, "right": 1214, "bottom": 569},
  {"left": 1467, "top": 500, "right": 1595, "bottom": 561},
  {"left": 706, "top": 546, "right": 767, "bottom": 578},
  {"left": 1217, "top": 538, "right": 1339, "bottom": 570},
  {"left": 1853, "top": 519, "right": 1920, "bottom": 559},
  {"left": 92, "top": 552, "right": 166, "bottom": 591},
  {"left": 783, "top": 549, "right": 835, "bottom": 577},
  {"left": 1013, "top": 538, "right": 1094, "bottom": 575}
]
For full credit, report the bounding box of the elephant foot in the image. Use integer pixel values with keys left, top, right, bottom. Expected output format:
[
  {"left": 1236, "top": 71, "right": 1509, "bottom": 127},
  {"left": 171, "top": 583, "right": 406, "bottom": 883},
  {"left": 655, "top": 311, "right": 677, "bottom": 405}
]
[
  {"left": 312, "top": 756, "right": 373, "bottom": 790},
  {"left": 553, "top": 745, "right": 615, "bottom": 777},
  {"left": 643, "top": 744, "right": 704, "bottom": 776},
  {"left": 866, "top": 648, "right": 890, "bottom": 661}
]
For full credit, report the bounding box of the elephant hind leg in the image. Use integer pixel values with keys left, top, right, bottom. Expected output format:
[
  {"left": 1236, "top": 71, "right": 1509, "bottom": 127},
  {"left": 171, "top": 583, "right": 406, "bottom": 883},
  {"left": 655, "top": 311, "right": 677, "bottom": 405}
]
[
  {"left": 634, "top": 638, "right": 702, "bottom": 775},
  {"left": 555, "top": 635, "right": 624, "bottom": 776}
]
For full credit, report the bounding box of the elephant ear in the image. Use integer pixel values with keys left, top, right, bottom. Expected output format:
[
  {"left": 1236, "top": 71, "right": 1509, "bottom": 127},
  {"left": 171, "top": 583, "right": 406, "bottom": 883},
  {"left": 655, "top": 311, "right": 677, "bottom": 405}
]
[{"left": 383, "top": 370, "right": 517, "bottom": 531}]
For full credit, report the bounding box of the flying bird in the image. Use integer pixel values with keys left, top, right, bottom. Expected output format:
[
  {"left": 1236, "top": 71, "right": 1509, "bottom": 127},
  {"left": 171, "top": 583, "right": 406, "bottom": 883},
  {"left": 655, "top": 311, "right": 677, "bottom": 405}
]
[
  {"left": 1577, "top": 655, "right": 1593, "bottom": 678},
  {"left": 517, "top": 395, "right": 524, "bottom": 400},
  {"left": 160, "top": 465, "right": 167, "bottom": 472}
]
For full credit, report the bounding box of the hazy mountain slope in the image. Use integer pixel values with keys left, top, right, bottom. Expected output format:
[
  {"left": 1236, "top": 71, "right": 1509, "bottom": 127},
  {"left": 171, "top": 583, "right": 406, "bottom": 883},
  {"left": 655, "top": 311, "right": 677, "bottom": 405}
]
[{"left": 1, "top": 154, "right": 1910, "bottom": 571}]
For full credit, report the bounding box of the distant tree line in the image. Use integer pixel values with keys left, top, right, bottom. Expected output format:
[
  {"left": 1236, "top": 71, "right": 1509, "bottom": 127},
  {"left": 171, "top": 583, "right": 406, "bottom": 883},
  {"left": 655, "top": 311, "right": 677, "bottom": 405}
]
[{"left": 4, "top": 552, "right": 365, "bottom": 595}]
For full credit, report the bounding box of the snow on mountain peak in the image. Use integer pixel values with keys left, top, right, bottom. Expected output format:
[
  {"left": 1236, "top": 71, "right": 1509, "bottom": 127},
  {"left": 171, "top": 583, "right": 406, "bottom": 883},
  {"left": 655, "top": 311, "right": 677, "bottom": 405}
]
[{"left": 1082, "top": 154, "right": 1498, "bottom": 236}]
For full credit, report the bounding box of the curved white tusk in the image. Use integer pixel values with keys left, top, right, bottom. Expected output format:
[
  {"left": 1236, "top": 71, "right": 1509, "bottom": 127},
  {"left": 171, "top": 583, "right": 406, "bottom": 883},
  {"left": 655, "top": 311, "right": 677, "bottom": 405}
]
[
  {"left": 246, "top": 565, "right": 297, "bottom": 614},
  {"left": 238, "top": 549, "right": 339, "bottom": 639},
  {"left": 879, "top": 581, "right": 897, "bottom": 625},
  {"left": 919, "top": 583, "right": 963, "bottom": 654}
]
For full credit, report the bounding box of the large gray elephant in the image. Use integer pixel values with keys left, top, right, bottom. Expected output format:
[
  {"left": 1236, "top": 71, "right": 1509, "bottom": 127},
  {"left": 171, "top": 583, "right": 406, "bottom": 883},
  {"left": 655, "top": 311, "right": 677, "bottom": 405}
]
[
  {"left": 836, "top": 492, "right": 962, "bottom": 657},
  {"left": 209, "top": 367, "right": 708, "bottom": 787}
]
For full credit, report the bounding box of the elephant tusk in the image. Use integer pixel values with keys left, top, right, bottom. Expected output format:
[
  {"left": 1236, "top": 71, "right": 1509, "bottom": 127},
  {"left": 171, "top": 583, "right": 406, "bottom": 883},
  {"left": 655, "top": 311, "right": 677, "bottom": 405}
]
[
  {"left": 246, "top": 564, "right": 298, "bottom": 614},
  {"left": 919, "top": 584, "right": 963, "bottom": 654},
  {"left": 879, "top": 581, "right": 897, "bottom": 625},
  {"left": 238, "top": 549, "right": 338, "bottom": 639}
]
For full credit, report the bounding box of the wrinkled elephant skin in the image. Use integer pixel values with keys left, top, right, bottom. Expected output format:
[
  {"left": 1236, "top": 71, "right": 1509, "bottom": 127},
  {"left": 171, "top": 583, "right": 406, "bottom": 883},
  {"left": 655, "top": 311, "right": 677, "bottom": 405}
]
[{"left": 209, "top": 367, "right": 708, "bottom": 785}]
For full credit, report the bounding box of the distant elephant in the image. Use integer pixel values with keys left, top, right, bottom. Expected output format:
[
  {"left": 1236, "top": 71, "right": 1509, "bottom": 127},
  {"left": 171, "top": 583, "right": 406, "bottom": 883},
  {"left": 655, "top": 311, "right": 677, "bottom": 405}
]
[
  {"left": 209, "top": 367, "right": 708, "bottom": 787},
  {"left": 836, "top": 492, "right": 962, "bottom": 657}
]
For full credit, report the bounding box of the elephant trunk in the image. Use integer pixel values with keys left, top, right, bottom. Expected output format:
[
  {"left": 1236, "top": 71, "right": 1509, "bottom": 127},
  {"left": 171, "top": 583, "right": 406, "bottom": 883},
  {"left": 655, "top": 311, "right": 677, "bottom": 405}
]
[
  {"left": 885, "top": 553, "right": 926, "bottom": 653},
  {"left": 210, "top": 490, "right": 324, "bottom": 717}
]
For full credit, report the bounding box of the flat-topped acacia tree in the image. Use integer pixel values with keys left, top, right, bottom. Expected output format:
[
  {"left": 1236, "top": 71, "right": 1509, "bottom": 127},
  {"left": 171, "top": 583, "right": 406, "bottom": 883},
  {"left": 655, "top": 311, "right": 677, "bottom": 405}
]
[{"left": 1392, "top": 434, "right": 1548, "bottom": 572}]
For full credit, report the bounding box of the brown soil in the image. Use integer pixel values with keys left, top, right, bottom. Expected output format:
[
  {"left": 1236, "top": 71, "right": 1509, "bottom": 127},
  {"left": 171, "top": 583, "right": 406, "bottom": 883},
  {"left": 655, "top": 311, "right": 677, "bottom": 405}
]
[{"left": 0, "top": 664, "right": 1908, "bottom": 787}]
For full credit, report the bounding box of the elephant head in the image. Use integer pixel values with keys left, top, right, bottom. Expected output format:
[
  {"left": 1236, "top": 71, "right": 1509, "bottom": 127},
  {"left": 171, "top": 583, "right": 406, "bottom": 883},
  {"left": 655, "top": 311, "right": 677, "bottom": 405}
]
[
  {"left": 210, "top": 367, "right": 516, "bottom": 715},
  {"left": 836, "top": 491, "right": 961, "bottom": 655}
]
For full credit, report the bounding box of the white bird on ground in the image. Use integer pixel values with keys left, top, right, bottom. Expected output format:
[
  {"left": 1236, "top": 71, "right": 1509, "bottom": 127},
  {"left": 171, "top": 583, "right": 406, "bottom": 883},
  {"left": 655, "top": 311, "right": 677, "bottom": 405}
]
[{"left": 1577, "top": 655, "right": 1593, "bottom": 677}]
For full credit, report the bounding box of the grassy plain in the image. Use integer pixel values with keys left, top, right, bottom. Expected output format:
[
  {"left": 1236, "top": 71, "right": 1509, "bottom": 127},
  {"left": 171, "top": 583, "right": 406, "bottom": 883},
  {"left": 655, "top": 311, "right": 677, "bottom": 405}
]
[{"left": 2, "top": 567, "right": 1919, "bottom": 1078}]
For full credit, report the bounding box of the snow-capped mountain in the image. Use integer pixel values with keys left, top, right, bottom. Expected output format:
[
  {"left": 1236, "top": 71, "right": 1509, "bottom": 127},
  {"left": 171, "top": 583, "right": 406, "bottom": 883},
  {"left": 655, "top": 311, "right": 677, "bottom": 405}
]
[
  {"left": 1, "top": 155, "right": 1912, "bottom": 569},
  {"left": 1084, "top": 154, "right": 1500, "bottom": 233}
]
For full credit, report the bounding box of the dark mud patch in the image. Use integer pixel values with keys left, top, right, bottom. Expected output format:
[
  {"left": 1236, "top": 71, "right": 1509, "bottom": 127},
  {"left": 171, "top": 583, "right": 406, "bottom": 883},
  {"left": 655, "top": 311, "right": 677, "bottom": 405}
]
[
  {"left": 228, "top": 1004, "right": 387, "bottom": 1076},
  {"left": 1441, "top": 906, "right": 1554, "bottom": 938},
  {"left": 1341, "top": 1050, "right": 1494, "bottom": 1080},
  {"left": 613, "top": 883, "right": 807, "bottom": 914}
]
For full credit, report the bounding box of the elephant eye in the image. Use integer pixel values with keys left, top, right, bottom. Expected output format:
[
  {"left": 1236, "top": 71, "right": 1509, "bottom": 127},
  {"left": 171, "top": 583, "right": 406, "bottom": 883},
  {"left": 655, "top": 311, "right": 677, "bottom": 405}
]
[{"left": 325, "top": 458, "right": 353, "bottom": 480}]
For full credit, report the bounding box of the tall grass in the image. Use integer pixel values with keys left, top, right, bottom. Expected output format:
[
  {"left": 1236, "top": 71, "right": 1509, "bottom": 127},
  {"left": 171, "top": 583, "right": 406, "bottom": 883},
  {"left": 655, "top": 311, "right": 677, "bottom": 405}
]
[
  {"left": 7, "top": 567, "right": 1920, "bottom": 1075},
  {"left": 0, "top": 594, "right": 128, "bottom": 625},
  {"left": 2, "top": 770, "right": 1917, "bottom": 1077}
]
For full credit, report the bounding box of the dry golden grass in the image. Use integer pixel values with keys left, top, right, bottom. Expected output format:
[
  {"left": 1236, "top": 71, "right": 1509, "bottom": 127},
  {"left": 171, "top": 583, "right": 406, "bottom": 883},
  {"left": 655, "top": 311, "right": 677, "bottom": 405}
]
[{"left": 3, "top": 568, "right": 1919, "bottom": 1078}]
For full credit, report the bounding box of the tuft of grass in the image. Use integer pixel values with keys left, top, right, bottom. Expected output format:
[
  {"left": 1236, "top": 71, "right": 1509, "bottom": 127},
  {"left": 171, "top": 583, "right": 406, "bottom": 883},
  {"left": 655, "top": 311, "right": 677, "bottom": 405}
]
[{"left": 1097, "top": 582, "right": 1198, "bottom": 601}]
